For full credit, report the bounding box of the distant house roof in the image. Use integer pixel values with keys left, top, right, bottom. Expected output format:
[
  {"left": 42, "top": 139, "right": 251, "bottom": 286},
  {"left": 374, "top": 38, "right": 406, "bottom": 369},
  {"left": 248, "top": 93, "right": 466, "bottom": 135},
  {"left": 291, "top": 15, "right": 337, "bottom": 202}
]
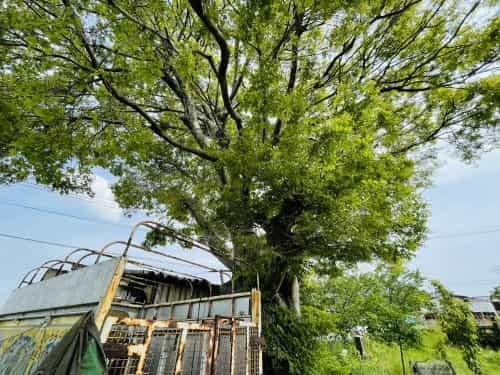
[
  {"left": 452, "top": 295, "right": 498, "bottom": 315},
  {"left": 469, "top": 298, "right": 497, "bottom": 314}
]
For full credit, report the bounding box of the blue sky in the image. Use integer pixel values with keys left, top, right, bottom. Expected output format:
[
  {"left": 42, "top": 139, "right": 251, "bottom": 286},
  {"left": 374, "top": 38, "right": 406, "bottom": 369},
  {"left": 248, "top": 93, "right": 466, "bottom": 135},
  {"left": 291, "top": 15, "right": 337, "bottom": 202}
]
[
  {"left": 412, "top": 148, "right": 500, "bottom": 297},
  {"left": 0, "top": 149, "right": 499, "bottom": 303}
]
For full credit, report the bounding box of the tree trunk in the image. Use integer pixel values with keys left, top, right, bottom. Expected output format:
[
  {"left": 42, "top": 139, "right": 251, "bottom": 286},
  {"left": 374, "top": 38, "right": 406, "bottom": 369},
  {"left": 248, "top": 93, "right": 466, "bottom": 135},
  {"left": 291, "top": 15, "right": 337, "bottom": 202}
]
[
  {"left": 399, "top": 340, "right": 406, "bottom": 375},
  {"left": 290, "top": 274, "right": 301, "bottom": 316},
  {"left": 262, "top": 271, "right": 302, "bottom": 375},
  {"left": 277, "top": 272, "right": 301, "bottom": 316}
]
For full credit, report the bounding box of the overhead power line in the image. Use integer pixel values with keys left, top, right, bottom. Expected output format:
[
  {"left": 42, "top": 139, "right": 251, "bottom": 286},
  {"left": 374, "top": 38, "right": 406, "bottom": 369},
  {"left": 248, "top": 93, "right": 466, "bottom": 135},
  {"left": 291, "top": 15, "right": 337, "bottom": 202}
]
[
  {"left": 0, "top": 232, "right": 83, "bottom": 249},
  {"left": 0, "top": 200, "right": 130, "bottom": 229},
  {"left": 428, "top": 227, "right": 500, "bottom": 240},
  {"left": 5, "top": 198, "right": 500, "bottom": 241},
  {"left": 0, "top": 232, "right": 223, "bottom": 273},
  {"left": 5, "top": 183, "right": 500, "bottom": 241}
]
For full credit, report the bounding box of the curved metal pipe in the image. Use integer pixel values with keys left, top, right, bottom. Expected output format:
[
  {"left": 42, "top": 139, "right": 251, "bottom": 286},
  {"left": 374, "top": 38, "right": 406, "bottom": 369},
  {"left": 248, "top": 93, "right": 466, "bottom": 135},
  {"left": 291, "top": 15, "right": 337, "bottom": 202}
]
[
  {"left": 19, "top": 259, "right": 66, "bottom": 287},
  {"left": 124, "top": 221, "right": 226, "bottom": 256},
  {"left": 94, "top": 240, "right": 128, "bottom": 264},
  {"left": 93, "top": 240, "right": 219, "bottom": 282},
  {"left": 102, "top": 240, "right": 225, "bottom": 273},
  {"left": 187, "top": 279, "right": 194, "bottom": 298},
  {"left": 57, "top": 248, "right": 96, "bottom": 275},
  {"left": 28, "top": 262, "right": 64, "bottom": 285},
  {"left": 29, "top": 260, "right": 63, "bottom": 283},
  {"left": 123, "top": 220, "right": 261, "bottom": 290},
  {"left": 77, "top": 251, "right": 114, "bottom": 265},
  {"left": 19, "top": 268, "right": 44, "bottom": 287}
]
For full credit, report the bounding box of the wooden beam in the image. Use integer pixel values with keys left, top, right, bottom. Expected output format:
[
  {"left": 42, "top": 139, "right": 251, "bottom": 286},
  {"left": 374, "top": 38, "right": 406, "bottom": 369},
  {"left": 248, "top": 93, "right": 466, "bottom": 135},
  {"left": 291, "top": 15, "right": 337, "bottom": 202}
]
[
  {"left": 95, "top": 257, "right": 126, "bottom": 330},
  {"left": 174, "top": 328, "right": 188, "bottom": 375}
]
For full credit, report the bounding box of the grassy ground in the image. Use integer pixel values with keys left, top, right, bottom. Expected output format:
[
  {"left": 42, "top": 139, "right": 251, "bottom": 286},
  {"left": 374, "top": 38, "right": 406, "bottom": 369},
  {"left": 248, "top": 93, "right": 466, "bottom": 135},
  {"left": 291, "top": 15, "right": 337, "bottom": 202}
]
[
  {"left": 357, "top": 330, "right": 500, "bottom": 375},
  {"left": 314, "top": 329, "right": 500, "bottom": 375}
]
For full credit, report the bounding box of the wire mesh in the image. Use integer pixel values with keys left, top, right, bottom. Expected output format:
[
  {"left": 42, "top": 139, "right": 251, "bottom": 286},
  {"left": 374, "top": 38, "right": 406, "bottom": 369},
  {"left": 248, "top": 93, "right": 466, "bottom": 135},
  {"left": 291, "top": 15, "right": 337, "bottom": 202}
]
[
  {"left": 107, "top": 356, "right": 140, "bottom": 375},
  {"left": 106, "top": 324, "right": 148, "bottom": 345},
  {"left": 214, "top": 327, "right": 232, "bottom": 375},
  {"left": 249, "top": 327, "right": 261, "bottom": 375},
  {"left": 143, "top": 328, "right": 182, "bottom": 375},
  {"left": 233, "top": 327, "right": 248, "bottom": 375},
  {"left": 104, "top": 322, "right": 260, "bottom": 375},
  {"left": 180, "top": 330, "right": 211, "bottom": 375}
]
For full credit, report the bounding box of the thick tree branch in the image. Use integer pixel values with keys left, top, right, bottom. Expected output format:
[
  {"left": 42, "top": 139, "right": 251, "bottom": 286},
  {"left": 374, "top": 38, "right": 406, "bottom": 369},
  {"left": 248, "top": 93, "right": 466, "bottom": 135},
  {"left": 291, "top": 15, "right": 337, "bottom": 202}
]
[
  {"left": 314, "top": 37, "right": 356, "bottom": 90},
  {"left": 370, "top": 0, "right": 422, "bottom": 25},
  {"left": 271, "top": 8, "right": 305, "bottom": 145},
  {"left": 392, "top": 108, "right": 454, "bottom": 154},
  {"left": 272, "top": 37, "right": 300, "bottom": 145},
  {"left": 63, "top": 2, "right": 218, "bottom": 162},
  {"left": 103, "top": 78, "right": 217, "bottom": 162},
  {"left": 188, "top": 0, "right": 243, "bottom": 133}
]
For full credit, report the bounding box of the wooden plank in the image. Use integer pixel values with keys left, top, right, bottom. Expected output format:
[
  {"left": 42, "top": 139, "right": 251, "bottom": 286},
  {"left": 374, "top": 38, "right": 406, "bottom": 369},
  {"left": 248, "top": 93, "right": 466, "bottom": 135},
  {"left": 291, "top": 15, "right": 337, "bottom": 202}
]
[
  {"left": 250, "top": 289, "right": 261, "bottom": 328},
  {"left": 95, "top": 257, "right": 126, "bottom": 330},
  {"left": 205, "top": 326, "right": 216, "bottom": 375},
  {"left": 230, "top": 319, "right": 236, "bottom": 375},
  {"left": 210, "top": 318, "right": 220, "bottom": 375},
  {"left": 245, "top": 326, "right": 250, "bottom": 375},
  {"left": 174, "top": 328, "right": 188, "bottom": 375}
]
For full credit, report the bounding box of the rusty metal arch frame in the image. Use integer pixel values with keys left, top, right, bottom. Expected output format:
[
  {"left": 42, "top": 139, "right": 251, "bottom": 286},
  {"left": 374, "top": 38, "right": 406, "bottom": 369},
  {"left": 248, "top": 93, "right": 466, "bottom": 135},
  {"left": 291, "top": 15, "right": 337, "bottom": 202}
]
[
  {"left": 18, "top": 259, "right": 77, "bottom": 288},
  {"left": 93, "top": 240, "right": 218, "bottom": 296},
  {"left": 123, "top": 220, "right": 260, "bottom": 290},
  {"left": 99, "top": 240, "right": 227, "bottom": 273},
  {"left": 16, "top": 221, "right": 260, "bottom": 290},
  {"left": 18, "top": 260, "right": 59, "bottom": 288},
  {"left": 84, "top": 241, "right": 210, "bottom": 282},
  {"left": 124, "top": 221, "right": 220, "bottom": 256},
  {"left": 56, "top": 248, "right": 98, "bottom": 275},
  {"left": 62, "top": 244, "right": 208, "bottom": 287}
]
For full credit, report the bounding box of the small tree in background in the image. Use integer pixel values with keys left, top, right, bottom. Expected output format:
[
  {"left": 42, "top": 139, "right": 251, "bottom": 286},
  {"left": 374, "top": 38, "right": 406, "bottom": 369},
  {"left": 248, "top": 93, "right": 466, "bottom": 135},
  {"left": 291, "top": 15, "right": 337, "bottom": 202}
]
[
  {"left": 368, "top": 267, "right": 429, "bottom": 375},
  {"left": 305, "top": 265, "right": 430, "bottom": 375},
  {"left": 433, "top": 281, "right": 482, "bottom": 374}
]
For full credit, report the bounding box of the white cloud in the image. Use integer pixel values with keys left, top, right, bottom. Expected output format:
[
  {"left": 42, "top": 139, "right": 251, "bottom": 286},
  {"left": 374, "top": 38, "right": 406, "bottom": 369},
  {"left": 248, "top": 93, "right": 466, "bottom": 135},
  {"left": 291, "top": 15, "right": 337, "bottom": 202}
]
[
  {"left": 433, "top": 148, "right": 500, "bottom": 187},
  {"left": 90, "top": 175, "right": 123, "bottom": 222}
]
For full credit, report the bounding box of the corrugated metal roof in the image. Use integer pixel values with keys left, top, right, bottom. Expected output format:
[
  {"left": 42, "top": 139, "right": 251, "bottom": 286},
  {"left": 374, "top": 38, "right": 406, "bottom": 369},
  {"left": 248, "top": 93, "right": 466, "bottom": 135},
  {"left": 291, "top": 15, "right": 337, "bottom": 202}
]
[{"left": 470, "top": 299, "right": 497, "bottom": 314}]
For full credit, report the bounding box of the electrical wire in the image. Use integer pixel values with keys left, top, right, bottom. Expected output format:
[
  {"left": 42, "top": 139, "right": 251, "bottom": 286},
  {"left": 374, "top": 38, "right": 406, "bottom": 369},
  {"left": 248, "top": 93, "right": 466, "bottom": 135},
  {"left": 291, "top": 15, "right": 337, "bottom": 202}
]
[
  {"left": 5, "top": 196, "right": 500, "bottom": 242},
  {"left": 0, "top": 232, "right": 83, "bottom": 249},
  {"left": 6, "top": 183, "right": 500, "bottom": 241},
  {"left": 0, "top": 200, "right": 130, "bottom": 229},
  {"left": 0, "top": 232, "right": 227, "bottom": 274},
  {"left": 428, "top": 227, "right": 500, "bottom": 240}
]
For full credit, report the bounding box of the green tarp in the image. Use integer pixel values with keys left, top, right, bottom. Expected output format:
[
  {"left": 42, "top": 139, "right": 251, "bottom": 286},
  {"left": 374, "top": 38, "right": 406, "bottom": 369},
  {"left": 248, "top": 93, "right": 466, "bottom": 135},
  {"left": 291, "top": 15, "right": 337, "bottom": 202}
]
[{"left": 33, "top": 312, "right": 106, "bottom": 375}]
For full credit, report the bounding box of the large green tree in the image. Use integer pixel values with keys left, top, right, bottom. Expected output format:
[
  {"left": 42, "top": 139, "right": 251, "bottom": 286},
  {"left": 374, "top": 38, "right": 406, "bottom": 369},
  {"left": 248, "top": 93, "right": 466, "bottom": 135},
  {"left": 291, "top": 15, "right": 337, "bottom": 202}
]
[{"left": 0, "top": 0, "right": 498, "bottom": 334}]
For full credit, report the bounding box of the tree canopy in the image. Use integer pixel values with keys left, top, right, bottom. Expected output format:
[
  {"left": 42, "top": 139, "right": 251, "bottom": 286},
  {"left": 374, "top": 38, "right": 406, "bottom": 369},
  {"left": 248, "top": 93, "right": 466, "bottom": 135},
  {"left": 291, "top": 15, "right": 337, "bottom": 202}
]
[
  {"left": 299, "top": 265, "right": 430, "bottom": 374},
  {"left": 1, "top": 0, "right": 498, "bottom": 312},
  {"left": 305, "top": 265, "right": 430, "bottom": 341}
]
